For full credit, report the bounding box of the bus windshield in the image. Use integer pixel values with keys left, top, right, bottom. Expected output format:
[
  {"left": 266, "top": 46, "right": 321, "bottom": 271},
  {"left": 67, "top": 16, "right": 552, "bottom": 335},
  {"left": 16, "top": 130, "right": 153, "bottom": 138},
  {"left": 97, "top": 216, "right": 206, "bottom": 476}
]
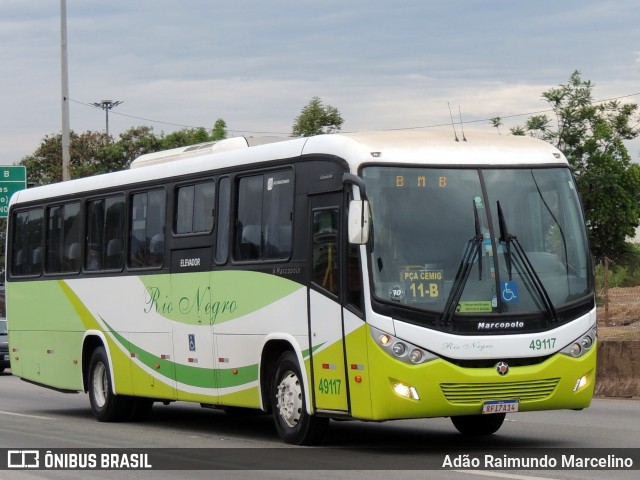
[{"left": 363, "top": 166, "right": 592, "bottom": 332}]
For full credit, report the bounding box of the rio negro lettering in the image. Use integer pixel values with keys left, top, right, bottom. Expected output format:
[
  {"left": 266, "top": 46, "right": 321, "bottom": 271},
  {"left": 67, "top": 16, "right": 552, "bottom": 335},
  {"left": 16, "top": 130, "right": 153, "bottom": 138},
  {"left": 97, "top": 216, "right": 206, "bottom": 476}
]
[{"left": 144, "top": 285, "right": 238, "bottom": 322}]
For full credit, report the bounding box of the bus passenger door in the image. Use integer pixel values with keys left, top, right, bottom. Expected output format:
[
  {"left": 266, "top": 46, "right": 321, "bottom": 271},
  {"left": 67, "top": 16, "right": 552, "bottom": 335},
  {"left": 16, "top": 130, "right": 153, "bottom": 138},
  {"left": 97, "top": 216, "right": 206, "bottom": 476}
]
[
  {"left": 169, "top": 247, "right": 219, "bottom": 404},
  {"left": 308, "top": 194, "right": 349, "bottom": 413}
]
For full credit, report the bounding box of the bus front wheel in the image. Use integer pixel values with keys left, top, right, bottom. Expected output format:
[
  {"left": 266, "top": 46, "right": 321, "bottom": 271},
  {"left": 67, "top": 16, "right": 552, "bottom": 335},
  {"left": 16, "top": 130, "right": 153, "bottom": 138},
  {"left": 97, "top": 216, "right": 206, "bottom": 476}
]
[
  {"left": 451, "top": 413, "right": 505, "bottom": 435},
  {"left": 88, "top": 346, "right": 132, "bottom": 422},
  {"left": 271, "top": 351, "right": 328, "bottom": 445}
]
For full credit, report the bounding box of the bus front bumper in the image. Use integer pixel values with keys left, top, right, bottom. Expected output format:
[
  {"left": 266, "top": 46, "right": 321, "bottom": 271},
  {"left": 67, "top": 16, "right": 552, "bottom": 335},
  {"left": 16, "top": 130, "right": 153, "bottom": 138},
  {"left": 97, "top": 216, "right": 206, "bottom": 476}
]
[{"left": 360, "top": 339, "right": 596, "bottom": 421}]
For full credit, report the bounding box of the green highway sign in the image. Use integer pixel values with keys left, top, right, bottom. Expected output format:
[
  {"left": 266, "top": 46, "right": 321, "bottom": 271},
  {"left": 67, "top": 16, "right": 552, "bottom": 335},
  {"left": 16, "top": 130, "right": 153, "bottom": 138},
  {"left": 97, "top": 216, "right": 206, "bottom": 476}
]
[{"left": 0, "top": 166, "right": 27, "bottom": 218}]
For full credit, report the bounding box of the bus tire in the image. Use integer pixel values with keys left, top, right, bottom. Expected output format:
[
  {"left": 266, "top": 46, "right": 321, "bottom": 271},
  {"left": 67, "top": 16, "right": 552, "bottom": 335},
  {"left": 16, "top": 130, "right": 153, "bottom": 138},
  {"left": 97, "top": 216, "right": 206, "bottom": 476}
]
[
  {"left": 271, "top": 351, "right": 328, "bottom": 445},
  {"left": 129, "top": 398, "right": 154, "bottom": 421},
  {"left": 88, "top": 346, "right": 132, "bottom": 422},
  {"left": 451, "top": 413, "right": 505, "bottom": 435}
]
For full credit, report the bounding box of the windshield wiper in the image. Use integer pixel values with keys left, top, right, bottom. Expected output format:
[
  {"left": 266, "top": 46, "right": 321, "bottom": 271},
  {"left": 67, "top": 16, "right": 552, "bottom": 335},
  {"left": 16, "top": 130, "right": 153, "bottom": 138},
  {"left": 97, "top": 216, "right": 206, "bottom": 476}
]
[
  {"left": 441, "top": 201, "right": 483, "bottom": 326},
  {"left": 473, "top": 199, "right": 483, "bottom": 281},
  {"left": 497, "top": 201, "right": 558, "bottom": 322}
]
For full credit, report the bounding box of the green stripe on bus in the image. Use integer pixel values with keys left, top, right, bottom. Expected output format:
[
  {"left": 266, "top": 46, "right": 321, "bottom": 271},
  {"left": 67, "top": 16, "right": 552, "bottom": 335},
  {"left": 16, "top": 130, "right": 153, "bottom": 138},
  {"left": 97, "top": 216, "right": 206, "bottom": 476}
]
[
  {"left": 60, "top": 279, "right": 260, "bottom": 389},
  {"left": 302, "top": 342, "right": 325, "bottom": 360},
  {"left": 58, "top": 280, "right": 104, "bottom": 331},
  {"left": 103, "top": 318, "right": 258, "bottom": 389}
]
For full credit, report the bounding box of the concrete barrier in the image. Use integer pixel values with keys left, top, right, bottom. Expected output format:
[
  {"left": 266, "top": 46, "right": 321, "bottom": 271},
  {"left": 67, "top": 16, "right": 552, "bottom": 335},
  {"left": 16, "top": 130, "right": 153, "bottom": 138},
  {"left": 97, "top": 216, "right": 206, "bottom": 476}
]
[{"left": 595, "top": 340, "right": 640, "bottom": 398}]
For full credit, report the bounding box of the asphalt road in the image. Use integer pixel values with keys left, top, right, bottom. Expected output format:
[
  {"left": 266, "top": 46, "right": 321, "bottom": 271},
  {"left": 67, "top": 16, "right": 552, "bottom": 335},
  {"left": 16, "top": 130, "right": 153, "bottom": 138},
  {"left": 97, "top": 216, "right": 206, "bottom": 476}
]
[{"left": 0, "top": 371, "right": 638, "bottom": 480}]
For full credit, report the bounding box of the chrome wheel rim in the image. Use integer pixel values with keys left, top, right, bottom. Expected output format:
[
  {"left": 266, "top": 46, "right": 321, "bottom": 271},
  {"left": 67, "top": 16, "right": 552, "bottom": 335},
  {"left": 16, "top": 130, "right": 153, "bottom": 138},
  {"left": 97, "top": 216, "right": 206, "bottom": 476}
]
[
  {"left": 276, "top": 370, "right": 302, "bottom": 428},
  {"left": 92, "top": 362, "right": 108, "bottom": 408}
]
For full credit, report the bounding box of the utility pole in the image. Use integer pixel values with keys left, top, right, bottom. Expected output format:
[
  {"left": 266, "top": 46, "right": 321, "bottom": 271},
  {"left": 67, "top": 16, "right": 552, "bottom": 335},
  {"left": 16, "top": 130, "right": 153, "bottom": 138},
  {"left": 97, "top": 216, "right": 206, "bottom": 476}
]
[
  {"left": 61, "top": 0, "right": 71, "bottom": 181},
  {"left": 92, "top": 100, "right": 123, "bottom": 137}
]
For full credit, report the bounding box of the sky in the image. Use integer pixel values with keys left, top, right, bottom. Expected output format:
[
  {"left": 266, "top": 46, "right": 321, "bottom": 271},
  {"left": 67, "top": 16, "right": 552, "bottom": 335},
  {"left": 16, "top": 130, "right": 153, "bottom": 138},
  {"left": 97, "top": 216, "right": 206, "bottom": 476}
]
[{"left": 1, "top": 0, "right": 639, "bottom": 165}]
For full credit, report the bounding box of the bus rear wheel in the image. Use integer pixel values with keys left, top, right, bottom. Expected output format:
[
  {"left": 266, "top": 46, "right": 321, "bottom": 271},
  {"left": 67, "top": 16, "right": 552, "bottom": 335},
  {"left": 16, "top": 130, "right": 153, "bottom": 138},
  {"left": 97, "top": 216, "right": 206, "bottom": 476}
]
[
  {"left": 128, "top": 398, "right": 154, "bottom": 421},
  {"left": 88, "top": 346, "right": 132, "bottom": 422},
  {"left": 271, "top": 351, "right": 328, "bottom": 445},
  {"left": 451, "top": 413, "right": 505, "bottom": 435}
]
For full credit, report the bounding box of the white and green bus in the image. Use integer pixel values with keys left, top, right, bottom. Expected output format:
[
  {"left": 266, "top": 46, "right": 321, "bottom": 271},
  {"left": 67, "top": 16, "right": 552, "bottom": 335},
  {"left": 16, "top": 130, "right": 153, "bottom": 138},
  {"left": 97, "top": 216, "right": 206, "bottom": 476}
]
[{"left": 6, "top": 131, "right": 596, "bottom": 444}]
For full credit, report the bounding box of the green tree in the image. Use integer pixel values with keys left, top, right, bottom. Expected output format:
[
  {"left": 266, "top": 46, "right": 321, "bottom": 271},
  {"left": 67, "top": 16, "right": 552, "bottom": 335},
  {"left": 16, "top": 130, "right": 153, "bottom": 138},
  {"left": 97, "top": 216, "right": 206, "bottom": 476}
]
[
  {"left": 19, "top": 121, "right": 229, "bottom": 186},
  {"left": 20, "top": 131, "right": 113, "bottom": 185},
  {"left": 160, "top": 120, "right": 227, "bottom": 148},
  {"left": 211, "top": 118, "right": 228, "bottom": 140},
  {"left": 511, "top": 71, "right": 640, "bottom": 260},
  {"left": 160, "top": 127, "right": 211, "bottom": 149},
  {"left": 115, "top": 126, "right": 162, "bottom": 167},
  {"left": 291, "top": 96, "right": 344, "bottom": 137}
]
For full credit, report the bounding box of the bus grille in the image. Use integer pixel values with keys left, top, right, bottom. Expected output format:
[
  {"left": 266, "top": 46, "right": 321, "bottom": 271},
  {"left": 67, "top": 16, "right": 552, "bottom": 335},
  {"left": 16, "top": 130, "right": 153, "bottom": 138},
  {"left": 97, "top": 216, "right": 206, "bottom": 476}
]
[{"left": 440, "top": 378, "right": 560, "bottom": 404}]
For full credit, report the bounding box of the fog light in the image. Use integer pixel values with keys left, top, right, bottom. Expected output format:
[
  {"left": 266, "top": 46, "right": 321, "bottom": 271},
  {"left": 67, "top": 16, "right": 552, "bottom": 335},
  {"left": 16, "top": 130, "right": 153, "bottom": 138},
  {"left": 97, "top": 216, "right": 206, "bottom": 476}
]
[
  {"left": 393, "top": 382, "right": 420, "bottom": 400},
  {"left": 573, "top": 375, "right": 589, "bottom": 392}
]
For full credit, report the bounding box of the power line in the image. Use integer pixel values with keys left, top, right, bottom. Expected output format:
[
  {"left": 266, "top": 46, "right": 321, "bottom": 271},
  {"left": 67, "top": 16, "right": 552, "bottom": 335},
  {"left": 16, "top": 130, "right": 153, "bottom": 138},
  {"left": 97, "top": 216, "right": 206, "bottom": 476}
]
[
  {"left": 373, "top": 92, "right": 640, "bottom": 133},
  {"left": 69, "top": 98, "right": 289, "bottom": 135},
  {"left": 69, "top": 91, "right": 640, "bottom": 137}
]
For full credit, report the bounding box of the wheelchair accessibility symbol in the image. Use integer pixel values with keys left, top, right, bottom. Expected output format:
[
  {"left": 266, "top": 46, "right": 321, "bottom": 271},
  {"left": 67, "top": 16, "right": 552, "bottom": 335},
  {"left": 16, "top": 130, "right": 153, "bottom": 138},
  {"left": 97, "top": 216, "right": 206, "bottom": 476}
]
[
  {"left": 188, "top": 334, "right": 196, "bottom": 352},
  {"left": 501, "top": 281, "right": 519, "bottom": 303}
]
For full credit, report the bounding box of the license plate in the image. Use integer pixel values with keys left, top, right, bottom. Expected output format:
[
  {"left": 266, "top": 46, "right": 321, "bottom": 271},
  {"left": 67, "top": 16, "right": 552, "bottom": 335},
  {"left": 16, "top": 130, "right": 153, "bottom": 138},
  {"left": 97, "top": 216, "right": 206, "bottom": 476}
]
[{"left": 482, "top": 399, "right": 519, "bottom": 414}]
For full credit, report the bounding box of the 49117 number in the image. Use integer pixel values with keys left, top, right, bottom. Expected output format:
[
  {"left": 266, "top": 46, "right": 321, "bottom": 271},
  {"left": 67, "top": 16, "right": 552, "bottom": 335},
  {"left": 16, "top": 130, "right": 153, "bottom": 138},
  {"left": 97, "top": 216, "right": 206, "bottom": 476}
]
[
  {"left": 318, "top": 378, "right": 342, "bottom": 395},
  {"left": 529, "top": 338, "right": 556, "bottom": 350}
]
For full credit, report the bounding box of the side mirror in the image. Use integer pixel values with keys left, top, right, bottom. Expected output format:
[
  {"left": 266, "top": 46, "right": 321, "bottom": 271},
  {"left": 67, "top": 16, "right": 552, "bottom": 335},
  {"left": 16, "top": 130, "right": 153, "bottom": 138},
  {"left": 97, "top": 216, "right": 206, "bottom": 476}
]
[{"left": 348, "top": 200, "right": 370, "bottom": 245}]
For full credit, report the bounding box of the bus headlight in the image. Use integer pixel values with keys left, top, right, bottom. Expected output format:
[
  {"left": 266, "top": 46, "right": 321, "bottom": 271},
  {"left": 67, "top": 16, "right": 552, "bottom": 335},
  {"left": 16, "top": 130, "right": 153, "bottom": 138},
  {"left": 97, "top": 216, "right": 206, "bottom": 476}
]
[
  {"left": 561, "top": 325, "right": 597, "bottom": 358},
  {"left": 392, "top": 342, "right": 406, "bottom": 356},
  {"left": 409, "top": 349, "right": 423, "bottom": 363},
  {"left": 568, "top": 343, "right": 582, "bottom": 358},
  {"left": 371, "top": 326, "right": 438, "bottom": 365}
]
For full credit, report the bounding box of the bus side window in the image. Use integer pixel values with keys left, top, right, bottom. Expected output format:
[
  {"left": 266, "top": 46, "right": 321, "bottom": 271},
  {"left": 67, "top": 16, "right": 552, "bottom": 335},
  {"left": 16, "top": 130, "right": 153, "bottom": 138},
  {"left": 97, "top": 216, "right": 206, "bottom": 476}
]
[
  {"left": 45, "top": 202, "right": 81, "bottom": 274},
  {"left": 234, "top": 170, "right": 293, "bottom": 262},
  {"left": 104, "top": 197, "right": 125, "bottom": 270},
  {"left": 175, "top": 181, "right": 215, "bottom": 235},
  {"left": 215, "top": 177, "right": 231, "bottom": 264},
  {"left": 129, "top": 189, "right": 166, "bottom": 269},
  {"left": 262, "top": 171, "right": 293, "bottom": 259},
  {"left": 11, "top": 208, "right": 44, "bottom": 277},
  {"left": 235, "top": 175, "right": 263, "bottom": 260},
  {"left": 312, "top": 209, "right": 339, "bottom": 295},
  {"left": 86, "top": 195, "right": 125, "bottom": 271}
]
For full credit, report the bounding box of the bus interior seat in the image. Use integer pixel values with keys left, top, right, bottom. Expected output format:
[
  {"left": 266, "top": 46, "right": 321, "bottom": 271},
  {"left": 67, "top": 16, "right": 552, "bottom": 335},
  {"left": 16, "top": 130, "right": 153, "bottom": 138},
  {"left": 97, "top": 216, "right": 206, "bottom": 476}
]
[
  {"left": 106, "top": 239, "right": 123, "bottom": 269},
  {"left": 66, "top": 243, "right": 81, "bottom": 271},
  {"left": 148, "top": 234, "right": 164, "bottom": 267},
  {"left": 13, "top": 250, "right": 24, "bottom": 274},
  {"left": 32, "top": 247, "right": 43, "bottom": 271},
  {"left": 240, "top": 225, "right": 261, "bottom": 259}
]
